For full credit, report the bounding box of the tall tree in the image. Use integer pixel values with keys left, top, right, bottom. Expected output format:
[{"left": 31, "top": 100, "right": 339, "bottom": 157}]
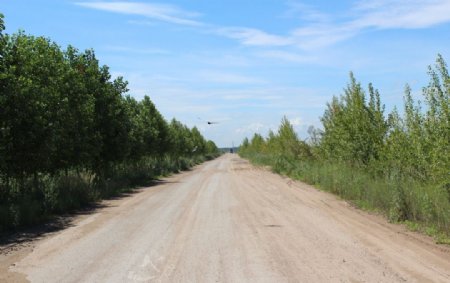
[
  {"left": 1, "top": 32, "right": 66, "bottom": 177},
  {"left": 139, "top": 96, "right": 169, "bottom": 157},
  {"left": 320, "top": 73, "right": 386, "bottom": 166}
]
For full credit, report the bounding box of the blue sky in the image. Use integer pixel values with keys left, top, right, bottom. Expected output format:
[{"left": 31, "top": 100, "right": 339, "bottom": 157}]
[{"left": 3, "top": 0, "right": 450, "bottom": 147}]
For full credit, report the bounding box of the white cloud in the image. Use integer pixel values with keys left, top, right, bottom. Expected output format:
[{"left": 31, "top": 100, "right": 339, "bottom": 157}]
[
  {"left": 289, "top": 0, "right": 450, "bottom": 49},
  {"left": 283, "top": 1, "right": 330, "bottom": 23},
  {"left": 290, "top": 23, "right": 360, "bottom": 49},
  {"left": 77, "top": 1, "right": 450, "bottom": 50},
  {"left": 222, "top": 93, "right": 282, "bottom": 101},
  {"left": 216, "top": 27, "right": 292, "bottom": 46},
  {"left": 190, "top": 53, "right": 252, "bottom": 68},
  {"left": 127, "top": 19, "right": 158, "bottom": 26},
  {"left": 257, "top": 50, "right": 315, "bottom": 63},
  {"left": 289, "top": 117, "right": 303, "bottom": 126},
  {"left": 235, "top": 123, "right": 266, "bottom": 134},
  {"left": 103, "top": 45, "right": 170, "bottom": 55},
  {"left": 353, "top": 0, "right": 450, "bottom": 29},
  {"left": 198, "top": 71, "right": 265, "bottom": 84},
  {"left": 75, "top": 1, "right": 203, "bottom": 26},
  {"left": 222, "top": 94, "right": 253, "bottom": 100},
  {"left": 217, "top": 0, "right": 450, "bottom": 49}
]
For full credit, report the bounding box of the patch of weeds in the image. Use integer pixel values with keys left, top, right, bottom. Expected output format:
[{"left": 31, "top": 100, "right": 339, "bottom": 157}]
[
  {"left": 404, "top": 220, "right": 420, "bottom": 232},
  {"left": 402, "top": 221, "right": 450, "bottom": 246},
  {"left": 436, "top": 236, "right": 450, "bottom": 245},
  {"left": 352, "top": 199, "right": 375, "bottom": 211}
]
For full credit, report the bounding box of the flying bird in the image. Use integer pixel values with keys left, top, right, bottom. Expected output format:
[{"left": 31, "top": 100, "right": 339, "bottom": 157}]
[{"left": 198, "top": 117, "right": 221, "bottom": 125}]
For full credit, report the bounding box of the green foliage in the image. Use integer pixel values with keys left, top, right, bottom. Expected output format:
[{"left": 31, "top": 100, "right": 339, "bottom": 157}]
[
  {"left": 0, "top": 15, "right": 220, "bottom": 231},
  {"left": 320, "top": 73, "right": 387, "bottom": 166},
  {"left": 0, "top": 13, "right": 5, "bottom": 33},
  {"left": 382, "top": 56, "right": 450, "bottom": 185},
  {"left": 44, "top": 175, "right": 91, "bottom": 213},
  {"left": 240, "top": 116, "right": 310, "bottom": 161},
  {"left": 240, "top": 56, "right": 450, "bottom": 238},
  {"left": 1, "top": 32, "right": 66, "bottom": 176}
]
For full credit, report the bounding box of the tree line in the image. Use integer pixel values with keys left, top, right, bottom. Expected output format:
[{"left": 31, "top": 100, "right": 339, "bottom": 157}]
[
  {"left": 0, "top": 14, "right": 219, "bottom": 231},
  {"left": 240, "top": 55, "right": 449, "bottom": 240}
]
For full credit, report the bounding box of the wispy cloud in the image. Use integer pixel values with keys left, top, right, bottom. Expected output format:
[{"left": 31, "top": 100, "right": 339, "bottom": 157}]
[
  {"left": 353, "top": 0, "right": 450, "bottom": 29},
  {"left": 291, "top": 23, "right": 360, "bottom": 49},
  {"left": 283, "top": 1, "right": 330, "bottom": 23},
  {"left": 127, "top": 19, "right": 158, "bottom": 26},
  {"left": 103, "top": 45, "right": 170, "bottom": 55},
  {"left": 75, "top": 1, "right": 203, "bottom": 26},
  {"left": 218, "top": 0, "right": 450, "bottom": 49},
  {"left": 235, "top": 122, "right": 267, "bottom": 134},
  {"left": 198, "top": 71, "right": 265, "bottom": 85},
  {"left": 216, "top": 27, "right": 292, "bottom": 46},
  {"left": 190, "top": 53, "right": 253, "bottom": 68},
  {"left": 76, "top": 1, "right": 450, "bottom": 50},
  {"left": 257, "top": 50, "right": 315, "bottom": 63},
  {"left": 222, "top": 93, "right": 282, "bottom": 101},
  {"left": 290, "top": 0, "right": 450, "bottom": 48},
  {"left": 289, "top": 117, "right": 303, "bottom": 127}
]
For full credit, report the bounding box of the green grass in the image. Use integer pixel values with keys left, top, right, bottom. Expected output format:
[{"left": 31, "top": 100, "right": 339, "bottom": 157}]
[{"left": 403, "top": 220, "right": 450, "bottom": 244}]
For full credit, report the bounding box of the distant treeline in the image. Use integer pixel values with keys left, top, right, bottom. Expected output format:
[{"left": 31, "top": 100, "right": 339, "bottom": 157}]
[
  {"left": 0, "top": 14, "right": 219, "bottom": 231},
  {"left": 240, "top": 55, "right": 449, "bottom": 240}
]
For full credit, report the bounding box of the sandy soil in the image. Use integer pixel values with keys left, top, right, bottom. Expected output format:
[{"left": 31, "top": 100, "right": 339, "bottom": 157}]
[{"left": 1, "top": 154, "right": 449, "bottom": 282}]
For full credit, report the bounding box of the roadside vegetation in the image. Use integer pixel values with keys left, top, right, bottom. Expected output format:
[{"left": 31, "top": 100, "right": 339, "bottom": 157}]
[
  {"left": 0, "top": 14, "right": 219, "bottom": 231},
  {"left": 239, "top": 56, "right": 450, "bottom": 242}
]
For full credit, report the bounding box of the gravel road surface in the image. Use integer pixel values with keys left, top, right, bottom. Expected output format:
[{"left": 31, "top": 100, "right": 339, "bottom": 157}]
[{"left": 2, "top": 154, "right": 450, "bottom": 282}]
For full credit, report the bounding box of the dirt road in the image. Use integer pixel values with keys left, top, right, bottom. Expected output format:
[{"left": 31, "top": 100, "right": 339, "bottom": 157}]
[{"left": 2, "top": 154, "right": 450, "bottom": 282}]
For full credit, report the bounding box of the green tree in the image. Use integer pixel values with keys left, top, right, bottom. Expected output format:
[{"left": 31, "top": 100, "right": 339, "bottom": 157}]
[
  {"left": 250, "top": 133, "right": 266, "bottom": 153},
  {"left": 139, "top": 96, "right": 169, "bottom": 157},
  {"left": 89, "top": 57, "right": 131, "bottom": 178},
  {"left": 0, "top": 13, "right": 7, "bottom": 177},
  {"left": 320, "top": 73, "right": 386, "bottom": 166},
  {"left": 277, "top": 117, "right": 310, "bottom": 158},
  {"left": 190, "top": 127, "right": 206, "bottom": 155},
  {"left": 0, "top": 13, "right": 4, "bottom": 33},
  {"left": 205, "top": 140, "right": 219, "bottom": 156},
  {"left": 423, "top": 55, "right": 450, "bottom": 183},
  {"left": 49, "top": 46, "right": 97, "bottom": 174},
  {"left": 0, "top": 15, "right": 221, "bottom": 230},
  {"left": 1, "top": 32, "right": 66, "bottom": 178}
]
